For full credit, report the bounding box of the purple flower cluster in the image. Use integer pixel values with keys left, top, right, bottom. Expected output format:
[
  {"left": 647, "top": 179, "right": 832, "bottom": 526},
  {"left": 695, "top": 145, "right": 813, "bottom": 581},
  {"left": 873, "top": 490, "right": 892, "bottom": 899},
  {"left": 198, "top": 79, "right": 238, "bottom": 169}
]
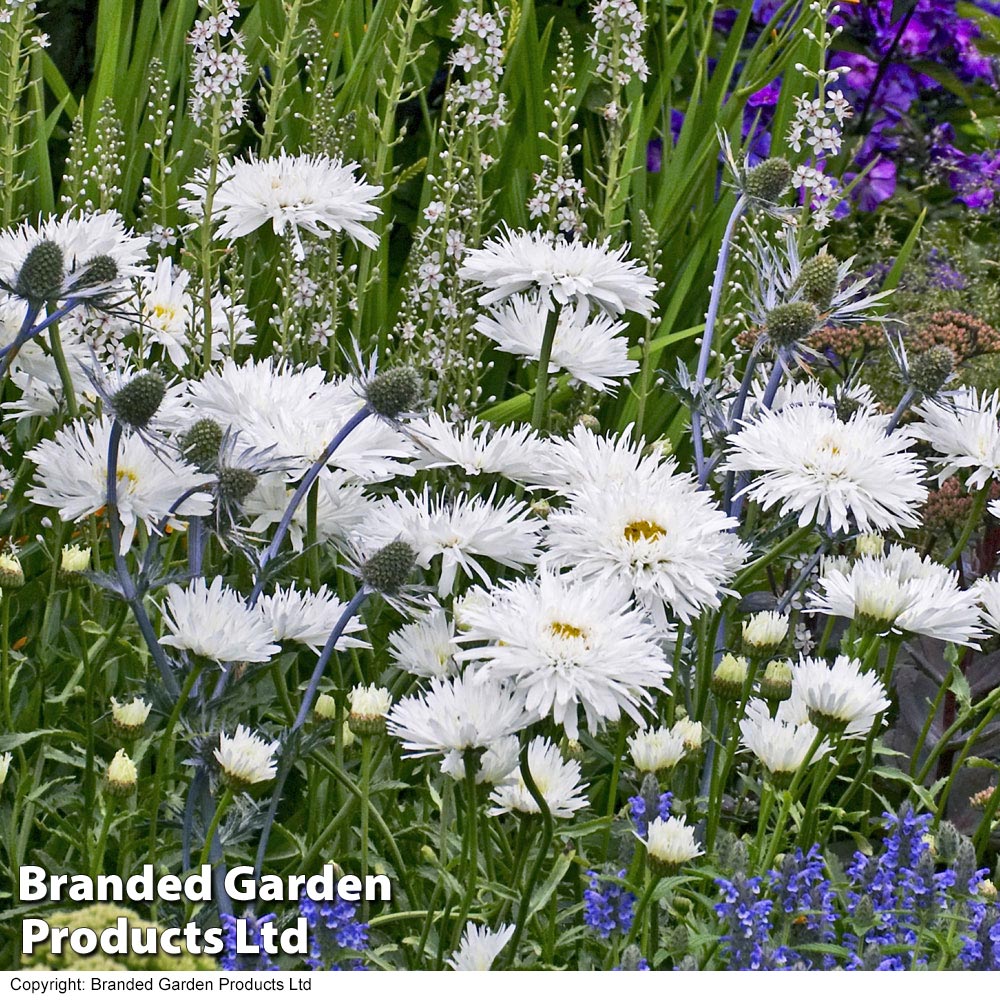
[
  {"left": 584, "top": 869, "right": 636, "bottom": 938},
  {"left": 220, "top": 912, "right": 280, "bottom": 972},
  {"left": 628, "top": 786, "right": 673, "bottom": 837},
  {"left": 299, "top": 888, "right": 369, "bottom": 971}
]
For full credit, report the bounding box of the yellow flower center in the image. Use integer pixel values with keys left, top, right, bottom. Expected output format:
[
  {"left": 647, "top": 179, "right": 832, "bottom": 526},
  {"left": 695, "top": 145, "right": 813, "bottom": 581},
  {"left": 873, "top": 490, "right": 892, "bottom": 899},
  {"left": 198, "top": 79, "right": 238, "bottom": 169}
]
[
  {"left": 623, "top": 519, "right": 666, "bottom": 543},
  {"left": 550, "top": 621, "right": 587, "bottom": 641},
  {"left": 152, "top": 303, "right": 177, "bottom": 324}
]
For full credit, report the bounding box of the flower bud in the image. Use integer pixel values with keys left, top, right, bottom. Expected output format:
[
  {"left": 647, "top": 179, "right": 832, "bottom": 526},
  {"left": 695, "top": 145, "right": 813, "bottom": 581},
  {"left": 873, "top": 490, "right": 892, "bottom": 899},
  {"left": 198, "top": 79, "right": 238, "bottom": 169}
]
[
  {"left": 365, "top": 366, "right": 421, "bottom": 419},
  {"left": 575, "top": 413, "right": 600, "bottom": 432},
  {"left": 111, "top": 372, "right": 166, "bottom": 430},
  {"left": 59, "top": 543, "right": 91, "bottom": 582},
  {"left": 744, "top": 157, "right": 792, "bottom": 203},
  {"left": 361, "top": 540, "right": 417, "bottom": 594},
  {"left": 530, "top": 499, "right": 551, "bottom": 519},
  {"left": 671, "top": 717, "right": 703, "bottom": 753},
  {"left": 106, "top": 749, "right": 138, "bottom": 795},
  {"left": 760, "top": 659, "right": 793, "bottom": 702},
  {"left": 314, "top": 693, "right": 337, "bottom": 722},
  {"left": 15, "top": 240, "right": 64, "bottom": 304},
  {"left": 0, "top": 552, "right": 24, "bottom": 589},
  {"left": 908, "top": 344, "right": 955, "bottom": 397},
  {"left": 796, "top": 252, "right": 839, "bottom": 311},
  {"left": 978, "top": 879, "right": 998, "bottom": 901},
  {"left": 217, "top": 467, "right": 258, "bottom": 506},
  {"left": 711, "top": 653, "right": 749, "bottom": 700},
  {"left": 180, "top": 418, "right": 224, "bottom": 470},
  {"left": 110, "top": 696, "right": 151, "bottom": 735},
  {"left": 76, "top": 254, "right": 118, "bottom": 291},
  {"left": 765, "top": 301, "right": 819, "bottom": 347},
  {"left": 348, "top": 684, "right": 392, "bottom": 737},
  {"left": 936, "top": 821, "right": 961, "bottom": 861},
  {"left": 0, "top": 750, "right": 10, "bottom": 785},
  {"left": 741, "top": 610, "right": 789, "bottom": 657},
  {"left": 854, "top": 533, "right": 884, "bottom": 558}
]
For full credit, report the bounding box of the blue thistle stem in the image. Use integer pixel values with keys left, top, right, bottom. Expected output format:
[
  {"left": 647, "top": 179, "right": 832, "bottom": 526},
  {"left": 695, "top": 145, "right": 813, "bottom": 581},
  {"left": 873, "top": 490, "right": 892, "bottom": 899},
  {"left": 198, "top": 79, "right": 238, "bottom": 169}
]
[
  {"left": 253, "top": 586, "right": 370, "bottom": 878},
  {"left": 694, "top": 194, "right": 747, "bottom": 486},
  {"left": 248, "top": 404, "right": 371, "bottom": 605}
]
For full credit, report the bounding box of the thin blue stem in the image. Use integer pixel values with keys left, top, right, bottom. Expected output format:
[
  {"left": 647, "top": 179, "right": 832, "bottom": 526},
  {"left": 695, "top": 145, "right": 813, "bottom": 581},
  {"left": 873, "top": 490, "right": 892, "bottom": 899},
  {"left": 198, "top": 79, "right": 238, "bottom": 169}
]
[
  {"left": 105, "top": 419, "right": 181, "bottom": 700},
  {"left": 693, "top": 194, "right": 747, "bottom": 485},
  {"left": 248, "top": 404, "right": 371, "bottom": 605},
  {"left": 886, "top": 386, "right": 914, "bottom": 435},
  {"left": 253, "top": 585, "right": 370, "bottom": 877}
]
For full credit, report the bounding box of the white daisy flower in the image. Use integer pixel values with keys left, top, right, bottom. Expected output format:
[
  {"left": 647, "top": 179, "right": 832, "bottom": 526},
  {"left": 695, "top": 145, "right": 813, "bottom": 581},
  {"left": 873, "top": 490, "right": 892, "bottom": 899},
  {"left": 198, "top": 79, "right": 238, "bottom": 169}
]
[
  {"left": 973, "top": 577, "right": 1000, "bottom": 634},
  {"left": 215, "top": 724, "right": 280, "bottom": 786},
  {"left": 459, "top": 227, "right": 658, "bottom": 317},
  {"left": 0, "top": 211, "right": 149, "bottom": 302},
  {"left": 739, "top": 697, "right": 830, "bottom": 782},
  {"left": 912, "top": 388, "right": 1000, "bottom": 489},
  {"left": 441, "top": 735, "right": 520, "bottom": 786},
  {"left": 791, "top": 655, "right": 890, "bottom": 736},
  {"left": 138, "top": 256, "right": 191, "bottom": 367},
  {"left": 106, "top": 748, "right": 138, "bottom": 793},
  {"left": 348, "top": 684, "right": 393, "bottom": 736},
  {"left": 159, "top": 577, "right": 279, "bottom": 663},
  {"left": 524, "top": 422, "right": 672, "bottom": 495},
  {"left": 386, "top": 670, "right": 530, "bottom": 759},
  {"left": 258, "top": 583, "right": 368, "bottom": 653},
  {"left": 672, "top": 717, "right": 703, "bottom": 752},
  {"left": 474, "top": 293, "right": 638, "bottom": 392},
  {"left": 628, "top": 725, "right": 687, "bottom": 773},
  {"left": 243, "top": 470, "right": 374, "bottom": 552},
  {"left": 447, "top": 923, "right": 514, "bottom": 971},
  {"left": 806, "top": 546, "right": 984, "bottom": 647},
  {"left": 642, "top": 816, "right": 703, "bottom": 870},
  {"left": 181, "top": 151, "right": 382, "bottom": 259},
  {"left": 723, "top": 398, "right": 928, "bottom": 535},
  {"left": 27, "top": 415, "right": 214, "bottom": 553},
  {"left": 456, "top": 569, "right": 670, "bottom": 739},
  {"left": 363, "top": 487, "right": 541, "bottom": 597},
  {"left": 388, "top": 606, "right": 461, "bottom": 678},
  {"left": 407, "top": 412, "right": 545, "bottom": 483},
  {"left": 545, "top": 474, "right": 747, "bottom": 630},
  {"left": 489, "top": 736, "right": 589, "bottom": 819},
  {"left": 181, "top": 358, "right": 415, "bottom": 482}
]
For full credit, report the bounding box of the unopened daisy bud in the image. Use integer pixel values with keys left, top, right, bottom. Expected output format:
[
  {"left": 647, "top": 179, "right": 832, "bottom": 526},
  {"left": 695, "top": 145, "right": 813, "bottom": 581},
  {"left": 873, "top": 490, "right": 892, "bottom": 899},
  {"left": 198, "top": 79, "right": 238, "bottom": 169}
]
[
  {"left": 530, "top": 499, "right": 551, "bottom": 519},
  {"left": 672, "top": 717, "right": 703, "bottom": 753},
  {"left": 744, "top": 157, "right": 792, "bottom": 203},
  {"left": 180, "top": 418, "right": 224, "bottom": 470},
  {"left": 365, "top": 365, "right": 421, "bottom": 419},
  {"left": 0, "top": 552, "right": 24, "bottom": 589},
  {"left": 765, "top": 301, "right": 819, "bottom": 347},
  {"left": 214, "top": 725, "right": 279, "bottom": 789},
  {"left": 561, "top": 736, "right": 584, "bottom": 761},
  {"left": 760, "top": 659, "right": 793, "bottom": 702},
  {"left": 314, "top": 693, "right": 337, "bottom": 722},
  {"left": 711, "top": 653, "right": 749, "bottom": 700},
  {"left": 110, "top": 696, "right": 151, "bottom": 735},
  {"left": 978, "top": 879, "right": 998, "bottom": 901},
  {"left": 106, "top": 749, "right": 137, "bottom": 795},
  {"left": 15, "top": 240, "right": 64, "bottom": 304},
  {"left": 796, "top": 252, "right": 839, "bottom": 311},
  {"left": 652, "top": 436, "right": 673, "bottom": 457},
  {"left": 854, "top": 533, "right": 884, "bottom": 558},
  {"left": 628, "top": 725, "right": 686, "bottom": 774},
  {"left": 936, "top": 821, "right": 961, "bottom": 860},
  {"left": 908, "top": 344, "right": 955, "bottom": 397},
  {"left": 217, "top": 467, "right": 258, "bottom": 506},
  {"left": 76, "top": 254, "right": 118, "bottom": 290},
  {"left": 111, "top": 372, "right": 166, "bottom": 430},
  {"left": 0, "top": 751, "right": 10, "bottom": 785},
  {"left": 361, "top": 540, "right": 417, "bottom": 594},
  {"left": 576, "top": 413, "right": 600, "bottom": 432},
  {"left": 741, "top": 610, "right": 789, "bottom": 657},
  {"left": 348, "top": 684, "right": 392, "bottom": 737},
  {"left": 342, "top": 721, "right": 356, "bottom": 750},
  {"left": 60, "top": 543, "right": 91, "bottom": 581},
  {"left": 643, "top": 816, "right": 703, "bottom": 876}
]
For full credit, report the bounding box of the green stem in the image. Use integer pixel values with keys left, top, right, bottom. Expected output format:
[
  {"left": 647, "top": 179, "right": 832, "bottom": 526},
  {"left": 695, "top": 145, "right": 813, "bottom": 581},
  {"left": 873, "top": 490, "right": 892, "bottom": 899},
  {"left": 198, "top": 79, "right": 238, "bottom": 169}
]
[
  {"left": 360, "top": 736, "right": 372, "bottom": 921},
  {"left": 944, "top": 486, "right": 989, "bottom": 566},
  {"left": 452, "top": 748, "right": 480, "bottom": 949},
  {"left": 92, "top": 801, "right": 116, "bottom": 880},
  {"left": 530, "top": 305, "right": 561, "bottom": 430}
]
